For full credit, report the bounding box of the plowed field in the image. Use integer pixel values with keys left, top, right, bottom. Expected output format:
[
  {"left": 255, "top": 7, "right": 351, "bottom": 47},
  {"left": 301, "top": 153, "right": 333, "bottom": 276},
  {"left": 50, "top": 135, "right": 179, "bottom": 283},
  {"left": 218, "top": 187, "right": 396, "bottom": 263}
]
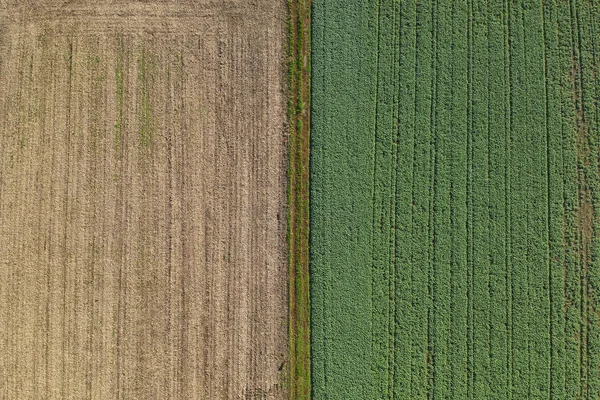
[{"left": 0, "top": 1, "right": 288, "bottom": 399}]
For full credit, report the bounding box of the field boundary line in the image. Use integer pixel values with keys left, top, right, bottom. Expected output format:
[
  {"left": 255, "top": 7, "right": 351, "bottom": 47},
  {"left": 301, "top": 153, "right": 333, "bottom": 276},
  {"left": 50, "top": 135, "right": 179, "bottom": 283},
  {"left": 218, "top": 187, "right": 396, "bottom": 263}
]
[{"left": 287, "top": 0, "right": 311, "bottom": 398}]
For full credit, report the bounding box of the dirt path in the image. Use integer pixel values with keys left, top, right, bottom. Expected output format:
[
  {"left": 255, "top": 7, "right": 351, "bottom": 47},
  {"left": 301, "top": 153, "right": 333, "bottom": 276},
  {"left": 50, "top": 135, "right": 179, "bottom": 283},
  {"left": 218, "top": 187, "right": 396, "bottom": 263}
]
[{"left": 0, "top": 2, "right": 288, "bottom": 399}]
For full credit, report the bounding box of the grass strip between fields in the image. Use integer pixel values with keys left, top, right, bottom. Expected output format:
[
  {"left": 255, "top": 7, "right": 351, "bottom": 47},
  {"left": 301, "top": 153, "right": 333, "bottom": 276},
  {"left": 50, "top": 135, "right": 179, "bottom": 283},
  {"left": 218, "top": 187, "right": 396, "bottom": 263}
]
[{"left": 287, "top": 0, "right": 311, "bottom": 398}]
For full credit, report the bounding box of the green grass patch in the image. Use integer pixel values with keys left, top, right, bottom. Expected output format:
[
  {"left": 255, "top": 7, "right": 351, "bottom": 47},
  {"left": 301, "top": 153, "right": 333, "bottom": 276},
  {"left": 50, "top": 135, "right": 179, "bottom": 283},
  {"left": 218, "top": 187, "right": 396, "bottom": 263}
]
[
  {"left": 137, "top": 48, "right": 152, "bottom": 149},
  {"left": 115, "top": 38, "right": 124, "bottom": 159},
  {"left": 287, "top": 0, "right": 311, "bottom": 398}
]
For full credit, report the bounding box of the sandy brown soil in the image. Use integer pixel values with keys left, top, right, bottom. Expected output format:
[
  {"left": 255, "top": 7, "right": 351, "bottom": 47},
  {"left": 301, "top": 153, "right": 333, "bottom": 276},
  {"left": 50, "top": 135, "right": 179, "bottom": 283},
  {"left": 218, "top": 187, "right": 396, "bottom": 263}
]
[{"left": 0, "top": 1, "right": 288, "bottom": 399}]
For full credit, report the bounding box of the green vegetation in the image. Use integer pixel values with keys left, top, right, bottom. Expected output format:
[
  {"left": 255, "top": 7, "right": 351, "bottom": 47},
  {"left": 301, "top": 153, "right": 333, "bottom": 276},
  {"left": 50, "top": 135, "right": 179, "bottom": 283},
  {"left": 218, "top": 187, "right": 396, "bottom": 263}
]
[
  {"left": 310, "top": 0, "right": 600, "bottom": 398},
  {"left": 288, "top": 0, "right": 311, "bottom": 399},
  {"left": 137, "top": 48, "right": 152, "bottom": 148},
  {"left": 115, "top": 37, "right": 124, "bottom": 159}
]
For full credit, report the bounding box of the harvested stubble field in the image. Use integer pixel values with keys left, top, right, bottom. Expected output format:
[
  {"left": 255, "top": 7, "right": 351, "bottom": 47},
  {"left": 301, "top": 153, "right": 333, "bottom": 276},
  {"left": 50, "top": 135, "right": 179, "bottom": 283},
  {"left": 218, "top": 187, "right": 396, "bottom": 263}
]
[
  {"left": 311, "top": 0, "right": 600, "bottom": 399},
  {"left": 0, "top": 1, "right": 289, "bottom": 399}
]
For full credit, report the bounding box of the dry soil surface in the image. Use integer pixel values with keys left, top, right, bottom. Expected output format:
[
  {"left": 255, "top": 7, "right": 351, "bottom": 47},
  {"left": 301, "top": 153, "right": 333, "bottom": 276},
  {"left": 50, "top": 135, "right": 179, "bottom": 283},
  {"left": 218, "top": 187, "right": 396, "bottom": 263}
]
[{"left": 0, "top": 1, "right": 288, "bottom": 399}]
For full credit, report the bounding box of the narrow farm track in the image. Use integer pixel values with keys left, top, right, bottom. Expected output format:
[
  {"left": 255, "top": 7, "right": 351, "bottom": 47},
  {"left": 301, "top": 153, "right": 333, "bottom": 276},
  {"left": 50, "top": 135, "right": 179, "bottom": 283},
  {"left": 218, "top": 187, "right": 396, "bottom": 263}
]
[
  {"left": 0, "top": 1, "right": 289, "bottom": 399},
  {"left": 310, "top": 0, "right": 600, "bottom": 399}
]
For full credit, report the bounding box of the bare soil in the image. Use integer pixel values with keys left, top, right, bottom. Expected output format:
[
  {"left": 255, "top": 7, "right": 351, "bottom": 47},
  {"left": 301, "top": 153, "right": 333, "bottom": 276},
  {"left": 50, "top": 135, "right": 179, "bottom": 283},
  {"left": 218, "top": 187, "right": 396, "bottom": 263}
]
[{"left": 0, "top": 1, "right": 288, "bottom": 399}]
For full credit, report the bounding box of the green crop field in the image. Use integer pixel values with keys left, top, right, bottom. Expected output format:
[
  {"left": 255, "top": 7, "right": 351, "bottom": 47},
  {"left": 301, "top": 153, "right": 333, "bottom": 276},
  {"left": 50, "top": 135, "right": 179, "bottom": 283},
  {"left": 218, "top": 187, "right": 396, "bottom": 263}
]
[{"left": 310, "top": 0, "right": 600, "bottom": 398}]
